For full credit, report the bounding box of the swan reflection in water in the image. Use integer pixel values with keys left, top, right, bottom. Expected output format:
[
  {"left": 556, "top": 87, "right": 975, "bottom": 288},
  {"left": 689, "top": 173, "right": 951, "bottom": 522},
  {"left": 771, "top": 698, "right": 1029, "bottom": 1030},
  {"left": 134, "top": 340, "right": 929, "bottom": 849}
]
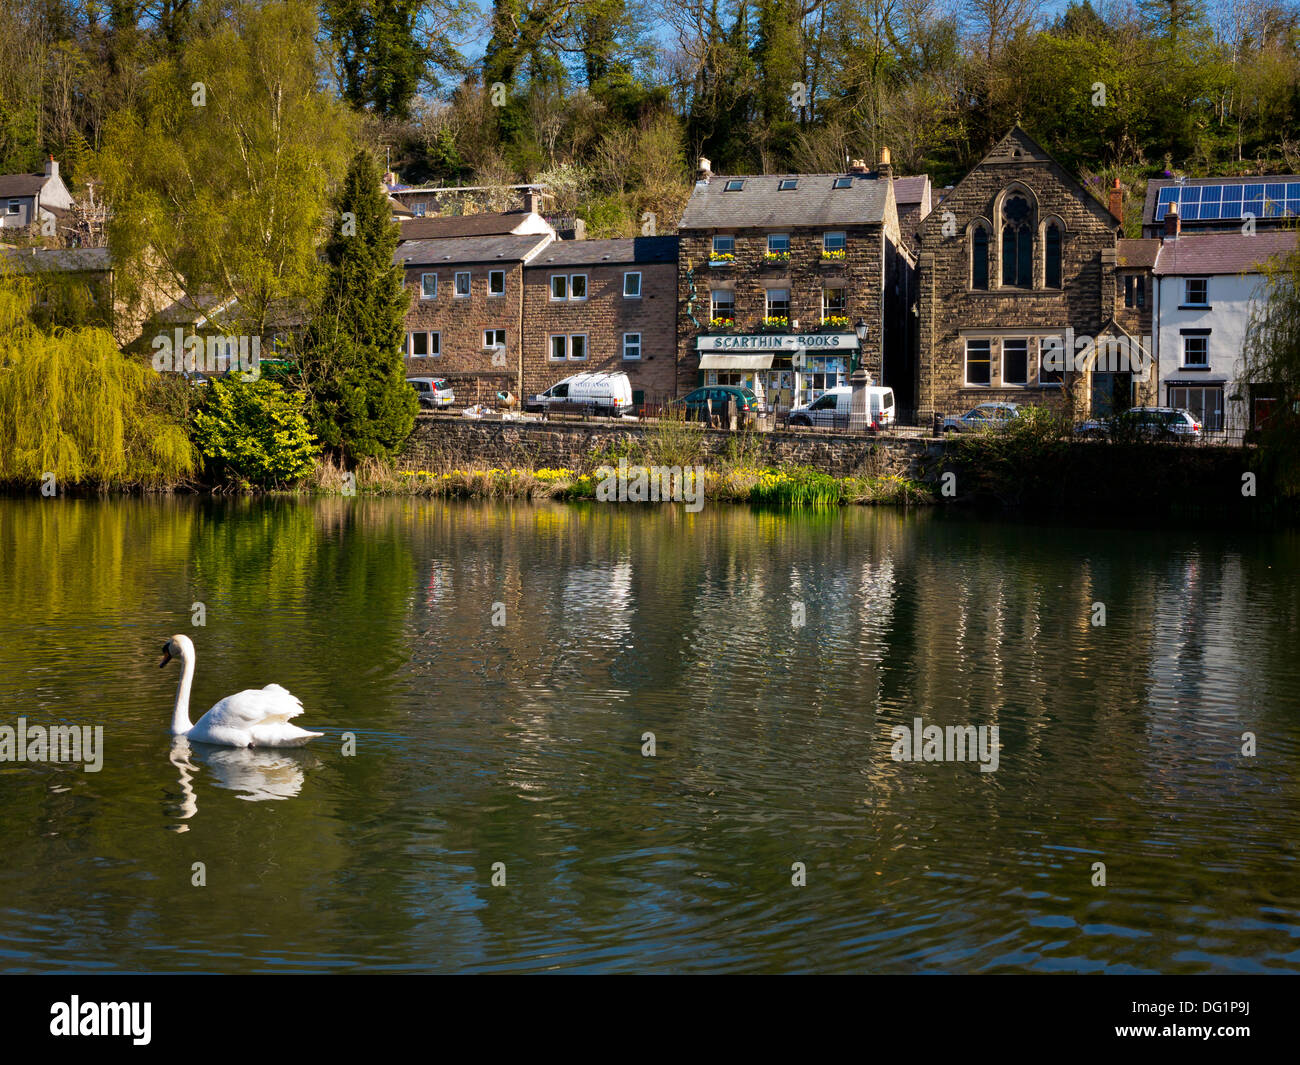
[{"left": 168, "top": 737, "right": 316, "bottom": 827}]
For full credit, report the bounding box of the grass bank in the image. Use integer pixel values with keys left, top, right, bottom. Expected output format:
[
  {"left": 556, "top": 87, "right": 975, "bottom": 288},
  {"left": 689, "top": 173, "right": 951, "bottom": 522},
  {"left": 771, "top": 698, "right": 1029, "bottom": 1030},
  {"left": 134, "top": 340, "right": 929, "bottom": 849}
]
[{"left": 310, "top": 454, "right": 931, "bottom": 507}]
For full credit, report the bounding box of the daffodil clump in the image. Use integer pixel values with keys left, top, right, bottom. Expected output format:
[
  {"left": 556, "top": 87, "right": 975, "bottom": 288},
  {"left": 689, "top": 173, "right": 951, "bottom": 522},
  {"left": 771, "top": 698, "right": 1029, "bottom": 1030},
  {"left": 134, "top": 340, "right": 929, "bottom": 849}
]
[{"left": 363, "top": 461, "right": 929, "bottom": 506}]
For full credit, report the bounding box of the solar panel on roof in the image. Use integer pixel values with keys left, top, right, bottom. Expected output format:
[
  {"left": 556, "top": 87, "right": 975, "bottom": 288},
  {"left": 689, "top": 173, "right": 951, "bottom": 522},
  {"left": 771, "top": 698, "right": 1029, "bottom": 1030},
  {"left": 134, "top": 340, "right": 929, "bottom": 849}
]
[{"left": 1155, "top": 179, "right": 1300, "bottom": 222}]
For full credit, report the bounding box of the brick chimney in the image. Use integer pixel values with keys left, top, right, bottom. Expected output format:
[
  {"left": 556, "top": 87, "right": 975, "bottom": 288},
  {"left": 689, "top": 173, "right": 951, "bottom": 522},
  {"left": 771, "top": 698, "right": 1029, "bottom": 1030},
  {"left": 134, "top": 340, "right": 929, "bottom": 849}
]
[
  {"left": 848, "top": 158, "right": 870, "bottom": 175},
  {"left": 45, "top": 156, "right": 58, "bottom": 180},
  {"left": 878, "top": 147, "right": 893, "bottom": 181},
  {"left": 523, "top": 187, "right": 542, "bottom": 214},
  {"left": 697, "top": 156, "right": 713, "bottom": 183},
  {"left": 1108, "top": 177, "right": 1122, "bottom": 222},
  {"left": 1162, "top": 200, "right": 1180, "bottom": 240}
]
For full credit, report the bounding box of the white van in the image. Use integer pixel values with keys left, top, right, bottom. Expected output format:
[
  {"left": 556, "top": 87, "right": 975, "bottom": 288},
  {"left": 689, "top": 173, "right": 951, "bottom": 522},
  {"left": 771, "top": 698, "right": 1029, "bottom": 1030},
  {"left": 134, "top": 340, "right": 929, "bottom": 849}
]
[
  {"left": 788, "top": 385, "right": 895, "bottom": 429},
  {"left": 526, "top": 371, "right": 634, "bottom": 417}
]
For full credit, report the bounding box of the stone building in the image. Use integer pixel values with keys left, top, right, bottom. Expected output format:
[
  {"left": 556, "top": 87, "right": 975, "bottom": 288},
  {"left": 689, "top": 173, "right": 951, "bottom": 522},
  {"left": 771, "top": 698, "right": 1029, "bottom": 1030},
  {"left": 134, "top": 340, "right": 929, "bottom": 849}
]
[
  {"left": 915, "top": 126, "right": 1144, "bottom": 421},
  {"left": 675, "top": 154, "right": 915, "bottom": 414},
  {"left": 522, "top": 237, "right": 678, "bottom": 403},
  {"left": 397, "top": 228, "right": 554, "bottom": 401}
]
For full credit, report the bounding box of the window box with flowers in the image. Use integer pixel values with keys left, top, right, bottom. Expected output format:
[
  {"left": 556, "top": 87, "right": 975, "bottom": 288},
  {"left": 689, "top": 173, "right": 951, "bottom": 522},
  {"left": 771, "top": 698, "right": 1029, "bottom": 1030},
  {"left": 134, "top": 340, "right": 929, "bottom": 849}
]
[
  {"left": 762, "top": 251, "right": 791, "bottom": 265},
  {"left": 708, "top": 317, "right": 736, "bottom": 331},
  {"left": 708, "top": 252, "right": 736, "bottom": 266},
  {"left": 820, "top": 249, "right": 846, "bottom": 261},
  {"left": 760, "top": 316, "right": 790, "bottom": 332},
  {"left": 819, "top": 316, "right": 850, "bottom": 331}
]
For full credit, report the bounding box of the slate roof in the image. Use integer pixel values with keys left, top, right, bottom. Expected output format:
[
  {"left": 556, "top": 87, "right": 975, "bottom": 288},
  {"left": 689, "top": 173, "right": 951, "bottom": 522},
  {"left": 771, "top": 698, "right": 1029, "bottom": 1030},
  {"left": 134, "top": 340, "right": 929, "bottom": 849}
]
[
  {"left": 1152, "top": 231, "right": 1298, "bottom": 275},
  {"left": 395, "top": 234, "right": 552, "bottom": 267},
  {"left": 0, "top": 173, "right": 49, "bottom": 199},
  {"left": 0, "top": 246, "right": 110, "bottom": 272},
  {"left": 678, "top": 172, "right": 891, "bottom": 229},
  {"left": 893, "top": 176, "right": 930, "bottom": 207},
  {"left": 527, "top": 237, "right": 677, "bottom": 267},
  {"left": 399, "top": 211, "right": 539, "bottom": 240},
  {"left": 1116, "top": 238, "right": 1159, "bottom": 269}
]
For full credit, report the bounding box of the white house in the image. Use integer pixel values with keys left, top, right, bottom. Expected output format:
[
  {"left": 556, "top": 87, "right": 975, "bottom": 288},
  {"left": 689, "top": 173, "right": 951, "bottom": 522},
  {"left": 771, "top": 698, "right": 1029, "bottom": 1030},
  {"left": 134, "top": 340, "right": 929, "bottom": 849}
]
[
  {"left": 1152, "top": 211, "right": 1297, "bottom": 434},
  {"left": 0, "top": 158, "right": 72, "bottom": 233}
]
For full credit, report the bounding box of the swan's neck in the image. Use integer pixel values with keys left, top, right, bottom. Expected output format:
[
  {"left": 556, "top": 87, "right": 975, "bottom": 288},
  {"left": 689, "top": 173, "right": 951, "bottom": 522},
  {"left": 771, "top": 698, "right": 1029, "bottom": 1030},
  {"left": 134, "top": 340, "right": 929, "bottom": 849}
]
[{"left": 170, "top": 648, "right": 195, "bottom": 735}]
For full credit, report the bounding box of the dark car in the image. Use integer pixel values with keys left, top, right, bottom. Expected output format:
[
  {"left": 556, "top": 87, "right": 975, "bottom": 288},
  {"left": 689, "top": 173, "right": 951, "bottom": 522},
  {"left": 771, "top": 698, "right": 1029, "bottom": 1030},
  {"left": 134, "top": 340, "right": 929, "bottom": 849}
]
[
  {"left": 670, "top": 386, "right": 762, "bottom": 421},
  {"left": 941, "top": 402, "right": 1023, "bottom": 433},
  {"left": 1076, "top": 406, "right": 1202, "bottom": 441}
]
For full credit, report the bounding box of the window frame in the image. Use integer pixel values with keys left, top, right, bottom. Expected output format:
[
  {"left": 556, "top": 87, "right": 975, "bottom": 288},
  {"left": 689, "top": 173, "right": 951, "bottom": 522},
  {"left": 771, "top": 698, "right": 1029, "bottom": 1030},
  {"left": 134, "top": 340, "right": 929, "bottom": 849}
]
[
  {"left": 483, "top": 328, "right": 506, "bottom": 350},
  {"left": 767, "top": 233, "right": 790, "bottom": 254},
  {"left": 971, "top": 225, "right": 990, "bottom": 290},
  {"left": 550, "top": 274, "right": 568, "bottom": 300},
  {"left": 965, "top": 338, "right": 993, "bottom": 387},
  {"left": 823, "top": 231, "right": 846, "bottom": 253},
  {"left": 408, "top": 331, "right": 441, "bottom": 358},
  {"left": 1183, "top": 277, "right": 1209, "bottom": 307},
  {"left": 420, "top": 273, "right": 437, "bottom": 300},
  {"left": 712, "top": 235, "right": 735, "bottom": 254},
  {"left": 569, "top": 274, "right": 588, "bottom": 300},
  {"left": 454, "top": 271, "right": 471, "bottom": 297},
  {"left": 710, "top": 289, "right": 735, "bottom": 320},
  {"left": 549, "top": 334, "right": 567, "bottom": 361},
  {"left": 765, "top": 288, "right": 791, "bottom": 318},
  {"left": 1182, "top": 333, "right": 1210, "bottom": 368},
  {"left": 623, "top": 271, "right": 642, "bottom": 298},
  {"left": 568, "top": 333, "right": 588, "bottom": 361},
  {"left": 1002, "top": 338, "right": 1030, "bottom": 386},
  {"left": 822, "top": 285, "right": 847, "bottom": 318},
  {"left": 488, "top": 269, "right": 505, "bottom": 296},
  {"left": 622, "top": 332, "right": 642, "bottom": 360}
]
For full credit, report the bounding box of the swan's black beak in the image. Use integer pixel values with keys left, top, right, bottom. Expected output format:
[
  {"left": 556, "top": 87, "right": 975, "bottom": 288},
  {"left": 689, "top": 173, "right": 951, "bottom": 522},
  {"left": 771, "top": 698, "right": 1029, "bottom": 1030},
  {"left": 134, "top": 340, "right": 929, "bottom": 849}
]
[{"left": 159, "top": 644, "right": 172, "bottom": 668}]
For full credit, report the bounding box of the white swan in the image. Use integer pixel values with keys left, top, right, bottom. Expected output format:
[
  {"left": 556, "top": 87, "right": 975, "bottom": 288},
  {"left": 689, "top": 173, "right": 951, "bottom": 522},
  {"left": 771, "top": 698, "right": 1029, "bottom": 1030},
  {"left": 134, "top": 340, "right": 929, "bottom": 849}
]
[{"left": 159, "top": 634, "right": 322, "bottom": 748}]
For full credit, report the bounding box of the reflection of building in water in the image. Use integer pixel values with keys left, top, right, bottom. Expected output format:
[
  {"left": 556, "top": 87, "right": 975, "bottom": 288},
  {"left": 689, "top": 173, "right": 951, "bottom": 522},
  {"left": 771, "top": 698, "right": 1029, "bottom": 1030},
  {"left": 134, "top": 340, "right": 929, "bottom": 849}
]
[{"left": 1146, "top": 550, "right": 1250, "bottom": 720}]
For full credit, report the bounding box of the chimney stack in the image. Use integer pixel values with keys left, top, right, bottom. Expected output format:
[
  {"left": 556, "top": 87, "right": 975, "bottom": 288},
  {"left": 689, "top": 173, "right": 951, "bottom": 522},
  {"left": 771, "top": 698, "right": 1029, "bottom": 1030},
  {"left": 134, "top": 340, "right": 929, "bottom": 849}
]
[
  {"left": 523, "top": 187, "right": 542, "bottom": 215},
  {"left": 697, "top": 156, "right": 712, "bottom": 183},
  {"left": 1162, "top": 200, "right": 1180, "bottom": 240},
  {"left": 45, "top": 156, "right": 58, "bottom": 180},
  {"left": 849, "top": 158, "right": 869, "bottom": 175},
  {"left": 878, "top": 147, "right": 893, "bottom": 180},
  {"left": 1108, "top": 177, "right": 1123, "bottom": 223}
]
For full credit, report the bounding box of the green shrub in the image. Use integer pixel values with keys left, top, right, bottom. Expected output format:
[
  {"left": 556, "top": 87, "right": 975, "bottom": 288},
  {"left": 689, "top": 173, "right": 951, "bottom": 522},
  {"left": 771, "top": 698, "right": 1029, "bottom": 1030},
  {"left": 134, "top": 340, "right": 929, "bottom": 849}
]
[{"left": 192, "top": 376, "right": 317, "bottom": 487}]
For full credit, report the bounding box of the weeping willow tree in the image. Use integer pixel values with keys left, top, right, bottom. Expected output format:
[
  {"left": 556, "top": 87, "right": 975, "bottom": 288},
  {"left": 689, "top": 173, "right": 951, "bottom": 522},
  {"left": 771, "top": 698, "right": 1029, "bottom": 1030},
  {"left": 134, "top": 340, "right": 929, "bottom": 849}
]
[
  {"left": 1241, "top": 245, "right": 1300, "bottom": 500},
  {"left": 0, "top": 275, "right": 196, "bottom": 488}
]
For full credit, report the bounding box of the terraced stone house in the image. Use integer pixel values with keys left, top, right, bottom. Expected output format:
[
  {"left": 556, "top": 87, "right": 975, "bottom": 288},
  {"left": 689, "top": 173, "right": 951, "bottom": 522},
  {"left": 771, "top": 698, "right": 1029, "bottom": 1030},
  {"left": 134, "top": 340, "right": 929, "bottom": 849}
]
[{"left": 676, "top": 154, "right": 916, "bottom": 414}]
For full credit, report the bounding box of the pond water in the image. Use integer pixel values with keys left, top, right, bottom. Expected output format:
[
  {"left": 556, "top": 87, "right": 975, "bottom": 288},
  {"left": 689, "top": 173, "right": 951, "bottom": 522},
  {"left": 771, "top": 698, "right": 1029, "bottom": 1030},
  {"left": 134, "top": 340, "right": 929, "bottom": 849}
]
[{"left": 0, "top": 496, "right": 1297, "bottom": 972}]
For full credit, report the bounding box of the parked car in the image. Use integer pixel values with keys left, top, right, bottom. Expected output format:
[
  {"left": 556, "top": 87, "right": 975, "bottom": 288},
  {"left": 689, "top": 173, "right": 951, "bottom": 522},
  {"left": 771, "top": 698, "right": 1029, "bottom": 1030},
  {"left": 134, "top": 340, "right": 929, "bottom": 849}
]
[
  {"left": 1076, "top": 406, "right": 1202, "bottom": 441},
  {"left": 788, "top": 385, "right": 896, "bottom": 429},
  {"left": 408, "top": 377, "right": 455, "bottom": 409},
  {"left": 525, "top": 371, "right": 633, "bottom": 417},
  {"left": 669, "top": 385, "right": 763, "bottom": 421},
  {"left": 942, "top": 402, "right": 1023, "bottom": 433}
]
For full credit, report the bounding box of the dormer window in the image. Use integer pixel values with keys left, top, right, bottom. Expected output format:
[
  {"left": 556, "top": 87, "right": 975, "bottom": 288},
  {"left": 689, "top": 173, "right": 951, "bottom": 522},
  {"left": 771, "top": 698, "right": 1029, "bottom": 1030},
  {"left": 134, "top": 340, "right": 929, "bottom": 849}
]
[
  {"left": 724, "top": 179, "right": 744, "bottom": 192},
  {"left": 778, "top": 178, "right": 798, "bottom": 190}
]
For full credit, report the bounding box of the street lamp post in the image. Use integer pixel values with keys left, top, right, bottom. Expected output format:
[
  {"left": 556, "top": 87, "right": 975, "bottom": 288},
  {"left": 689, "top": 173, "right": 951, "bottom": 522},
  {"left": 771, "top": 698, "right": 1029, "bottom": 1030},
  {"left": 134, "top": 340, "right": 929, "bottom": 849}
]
[{"left": 849, "top": 317, "right": 872, "bottom": 429}]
